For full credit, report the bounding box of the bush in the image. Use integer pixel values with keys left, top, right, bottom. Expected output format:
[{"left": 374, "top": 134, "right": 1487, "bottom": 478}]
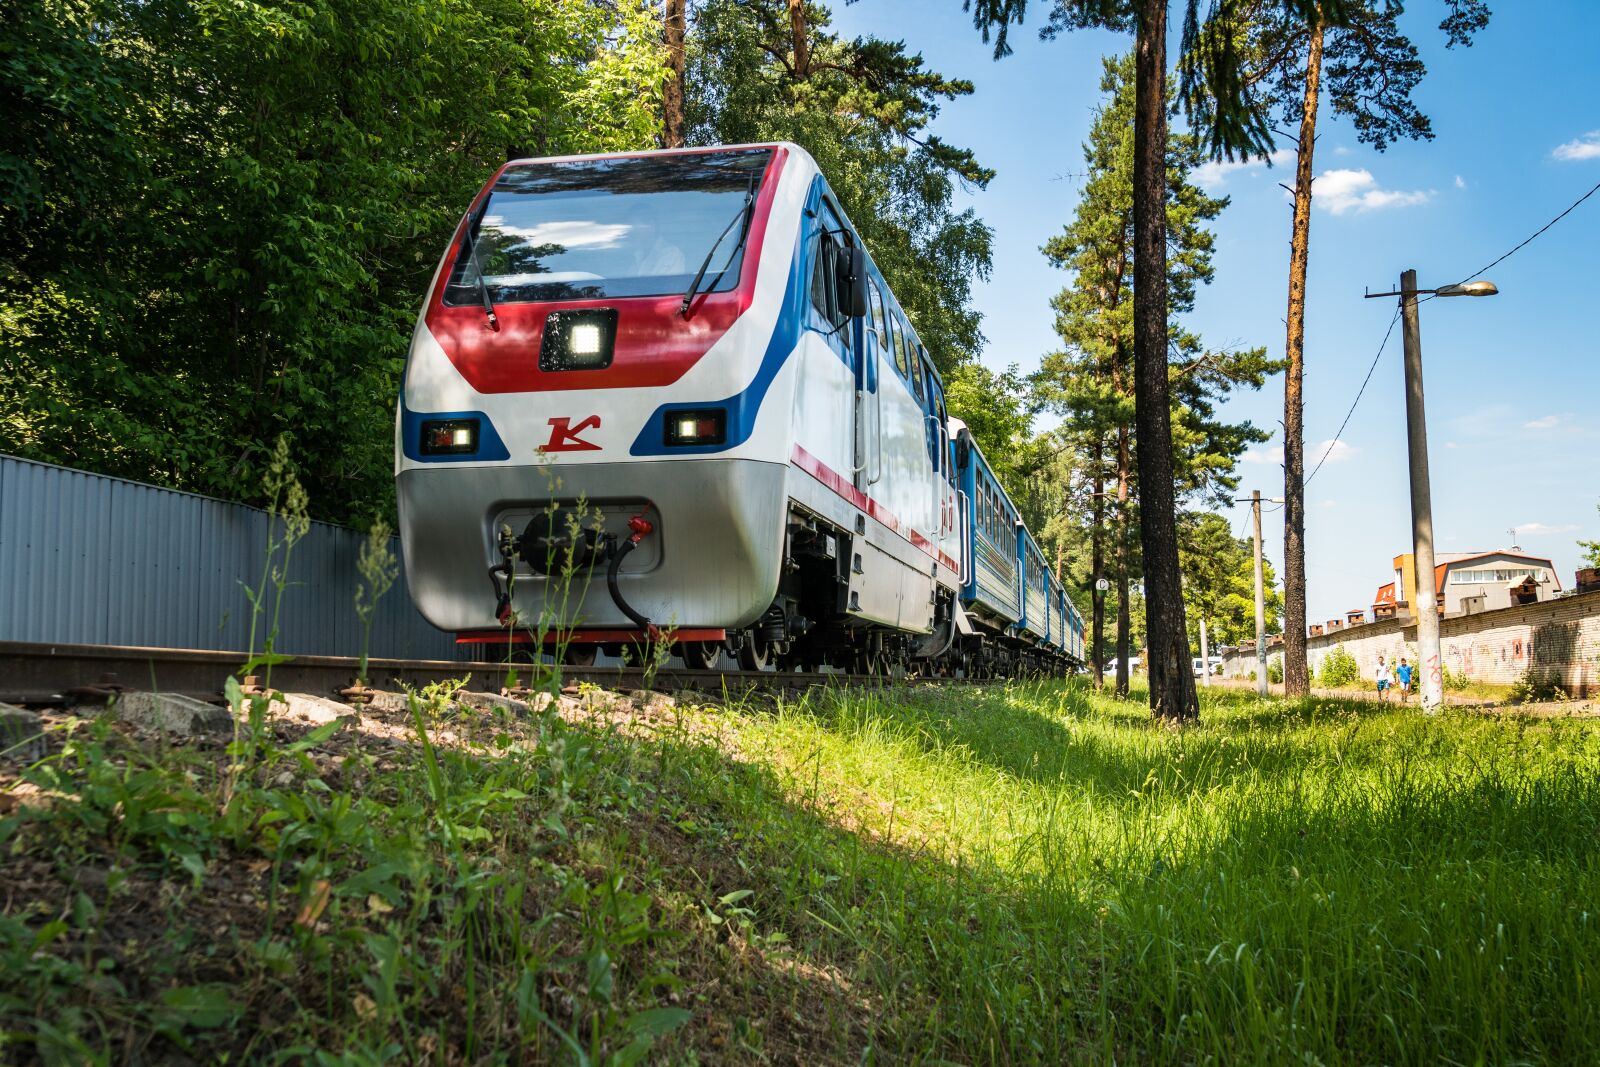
[
  {"left": 1267, "top": 656, "right": 1283, "bottom": 684},
  {"left": 1317, "top": 645, "right": 1360, "bottom": 688},
  {"left": 1508, "top": 669, "right": 1568, "bottom": 704},
  {"left": 1440, "top": 663, "right": 1470, "bottom": 691}
]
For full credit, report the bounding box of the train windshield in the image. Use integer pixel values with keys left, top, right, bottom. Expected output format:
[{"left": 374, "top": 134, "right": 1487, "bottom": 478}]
[{"left": 444, "top": 149, "right": 773, "bottom": 304}]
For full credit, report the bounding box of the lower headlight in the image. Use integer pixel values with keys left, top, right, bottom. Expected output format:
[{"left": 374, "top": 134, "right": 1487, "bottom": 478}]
[
  {"left": 420, "top": 418, "right": 479, "bottom": 455},
  {"left": 663, "top": 408, "right": 726, "bottom": 447}
]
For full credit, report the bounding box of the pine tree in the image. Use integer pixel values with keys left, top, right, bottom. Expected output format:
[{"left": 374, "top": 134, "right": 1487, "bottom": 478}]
[
  {"left": 662, "top": 0, "right": 688, "bottom": 147},
  {"left": 1039, "top": 53, "right": 1274, "bottom": 698},
  {"left": 963, "top": 0, "right": 1485, "bottom": 719},
  {"left": 1195, "top": 0, "right": 1491, "bottom": 697},
  {"left": 687, "top": 0, "right": 995, "bottom": 378}
]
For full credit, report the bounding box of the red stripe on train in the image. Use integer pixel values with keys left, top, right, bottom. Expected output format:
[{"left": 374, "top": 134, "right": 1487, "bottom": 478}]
[{"left": 790, "top": 445, "right": 959, "bottom": 572}]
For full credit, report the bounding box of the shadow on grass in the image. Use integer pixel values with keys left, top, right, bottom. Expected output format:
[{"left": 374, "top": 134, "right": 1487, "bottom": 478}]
[{"left": 558, "top": 690, "right": 1600, "bottom": 1066}]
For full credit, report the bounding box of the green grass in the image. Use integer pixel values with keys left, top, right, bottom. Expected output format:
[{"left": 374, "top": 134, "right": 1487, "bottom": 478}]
[
  {"left": 3, "top": 680, "right": 1597, "bottom": 1064},
  {"left": 702, "top": 683, "right": 1600, "bottom": 1062}
]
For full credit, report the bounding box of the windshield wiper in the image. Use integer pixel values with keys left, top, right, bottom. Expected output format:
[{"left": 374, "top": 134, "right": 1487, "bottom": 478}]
[
  {"left": 466, "top": 216, "right": 499, "bottom": 330},
  {"left": 680, "top": 176, "right": 757, "bottom": 318}
]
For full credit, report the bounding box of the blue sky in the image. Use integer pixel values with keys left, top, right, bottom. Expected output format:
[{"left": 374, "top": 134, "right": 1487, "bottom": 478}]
[{"left": 830, "top": 0, "right": 1600, "bottom": 627}]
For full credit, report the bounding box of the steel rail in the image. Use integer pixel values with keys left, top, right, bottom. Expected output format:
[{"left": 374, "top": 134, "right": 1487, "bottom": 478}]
[{"left": 0, "top": 640, "right": 960, "bottom": 706}]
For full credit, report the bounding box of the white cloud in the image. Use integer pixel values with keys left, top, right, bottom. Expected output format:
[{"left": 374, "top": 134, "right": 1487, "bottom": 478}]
[
  {"left": 1454, "top": 175, "right": 1467, "bottom": 189},
  {"left": 1314, "top": 169, "right": 1432, "bottom": 214},
  {"left": 1309, "top": 438, "right": 1357, "bottom": 464},
  {"left": 1445, "top": 441, "right": 1458, "bottom": 449},
  {"left": 1244, "top": 438, "right": 1355, "bottom": 466},
  {"left": 1523, "top": 413, "right": 1570, "bottom": 430},
  {"left": 1516, "top": 521, "right": 1580, "bottom": 535},
  {"left": 1553, "top": 131, "right": 1600, "bottom": 162},
  {"left": 1193, "top": 148, "right": 1295, "bottom": 190},
  {"left": 1333, "top": 145, "right": 1352, "bottom": 157},
  {"left": 1320, "top": 499, "right": 1337, "bottom": 509}
]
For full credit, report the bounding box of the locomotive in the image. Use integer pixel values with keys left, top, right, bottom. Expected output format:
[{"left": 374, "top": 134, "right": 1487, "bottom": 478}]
[{"left": 395, "top": 142, "right": 1083, "bottom": 674}]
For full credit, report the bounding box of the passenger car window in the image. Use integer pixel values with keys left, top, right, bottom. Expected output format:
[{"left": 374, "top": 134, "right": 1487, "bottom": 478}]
[{"left": 910, "top": 353, "right": 926, "bottom": 403}]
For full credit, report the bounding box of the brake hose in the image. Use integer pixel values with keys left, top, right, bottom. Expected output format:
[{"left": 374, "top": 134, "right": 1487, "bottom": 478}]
[{"left": 607, "top": 515, "right": 657, "bottom": 637}]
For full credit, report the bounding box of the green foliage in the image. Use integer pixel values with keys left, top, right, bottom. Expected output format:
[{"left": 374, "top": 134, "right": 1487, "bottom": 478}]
[
  {"left": 1267, "top": 654, "right": 1284, "bottom": 684},
  {"left": 1508, "top": 669, "right": 1568, "bottom": 705},
  {"left": 1180, "top": 509, "right": 1282, "bottom": 649},
  {"left": 686, "top": 0, "right": 994, "bottom": 382},
  {"left": 943, "top": 362, "right": 1045, "bottom": 491},
  {"left": 1439, "top": 661, "right": 1470, "bottom": 692},
  {"left": 1579, "top": 502, "right": 1600, "bottom": 569},
  {"left": 1, "top": 0, "right": 665, "bottom": 523},
  {"left": 1317, "top": 644, "right": 1360, "bottom": 688},
  {"left": 354, "top": 520, "right": 399, "bottom": 686}
]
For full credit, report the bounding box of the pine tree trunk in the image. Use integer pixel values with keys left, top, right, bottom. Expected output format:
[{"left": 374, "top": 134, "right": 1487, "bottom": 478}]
[
  {"left": 662, "top": 0, "right": 687, "bottom": 148},
  {"left": 1132, "top": 0, "right": 1198, "bottom": 721},
  {"left": 1091, "top": 444, "right": 1106, "bottom": 689},
  {"left": 1115, "top": 424, "right": 1131, "bottom": 698},
  {"left": 1282, "top": 13, "right": 1323, "bottom": 699},
  {"left": 788, "top": 0, "right": 810, "bottom": 78}
]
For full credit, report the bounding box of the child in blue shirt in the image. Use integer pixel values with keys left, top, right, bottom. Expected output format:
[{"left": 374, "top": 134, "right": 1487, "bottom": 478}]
[{"left": 1396, "top": 658, "right": 1414, "bottom": 701}]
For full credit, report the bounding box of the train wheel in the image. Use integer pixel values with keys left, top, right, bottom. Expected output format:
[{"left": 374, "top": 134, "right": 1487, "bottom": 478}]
[
  {"left": 737, "top": 639, "right": 772, "bottom": 672},
  {"left": 850, "top": 648, "right": 884, "bottom": 678},
  {"left": 679, "top": 641, "right": 719, "bottom": 671},
  {"left": 561, "top": 644, "right": 597, "bottom": 667}
]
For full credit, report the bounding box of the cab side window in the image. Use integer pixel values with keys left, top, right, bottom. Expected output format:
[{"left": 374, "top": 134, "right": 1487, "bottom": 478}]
[
  {"left": 890, "top": 314, "right": 910, "bottom": 378},
  {"left": 869, "top": 278, "right": 887, "bottom": 348},
  {"left": 910, "top": 352, "right": 927, "bottom": 404},
  {"left": 809, "top": 202, "right": 850, "bottom": 334}
]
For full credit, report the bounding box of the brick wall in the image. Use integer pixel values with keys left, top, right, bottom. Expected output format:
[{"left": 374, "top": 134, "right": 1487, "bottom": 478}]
[{"left": 1220, "top": 589, "right": 1600, "bottom": 695}]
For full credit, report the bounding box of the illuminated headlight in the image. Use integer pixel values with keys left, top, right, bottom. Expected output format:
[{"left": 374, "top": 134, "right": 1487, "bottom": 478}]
[
  {"left": 540, "top": 308, "right": 618, "bottom": 371},
  {"left": 569, "top": 323, "right": 601, "bottom": 356},
  {"left": 663, "top": 408, "right": 726, "bottom": 447},
  {"left": 420, "top": 418, "right": 479, "bottom": 456}
]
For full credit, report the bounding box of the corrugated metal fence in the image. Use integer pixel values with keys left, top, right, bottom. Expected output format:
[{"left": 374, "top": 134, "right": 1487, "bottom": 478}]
[{"left": 0, "top": 455, "right": 459, "bottom": 660}]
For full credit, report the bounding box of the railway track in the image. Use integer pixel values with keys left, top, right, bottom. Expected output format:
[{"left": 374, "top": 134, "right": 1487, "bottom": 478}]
[{"left": 0, "top": 640, "right": 938, "bottom": 706}]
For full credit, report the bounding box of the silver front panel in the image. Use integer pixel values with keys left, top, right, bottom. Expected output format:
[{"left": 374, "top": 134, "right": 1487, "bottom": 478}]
[{"left": 398, "top": 459, "right": 788, "bottom": 633}]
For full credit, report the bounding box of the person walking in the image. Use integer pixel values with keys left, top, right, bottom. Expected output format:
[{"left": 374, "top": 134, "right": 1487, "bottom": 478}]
[
  {"left": 1375, "top": 655, "right": 1393, "bottom": 701},
  {"left": 1396, "top": 657, "right": 1414, "bottom": 702}
]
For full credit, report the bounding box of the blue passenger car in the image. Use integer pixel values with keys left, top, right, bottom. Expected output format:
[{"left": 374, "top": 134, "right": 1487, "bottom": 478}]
[
  {"left": 953, "top": 421, "right": 1022, "bottom": 631},
  {"left": 1017, "top": 528, "right": 1051, "bottom": 645}
]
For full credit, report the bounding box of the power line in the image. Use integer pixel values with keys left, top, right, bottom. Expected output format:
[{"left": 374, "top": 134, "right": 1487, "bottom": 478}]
[
  {"left": 1448, "top": 175, "right": 1600, "bottom": 287},
  {"left": 1297, "top": 177, "right": 1598, "bottom": 497},
  {"left": 1305, "top": 307, "right": 1401, "bottom": 486}
]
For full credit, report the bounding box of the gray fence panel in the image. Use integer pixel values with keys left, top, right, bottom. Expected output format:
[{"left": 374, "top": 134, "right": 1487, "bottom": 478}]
[{"left": 0, "top": 455, "right": 460, "bottom": 660}]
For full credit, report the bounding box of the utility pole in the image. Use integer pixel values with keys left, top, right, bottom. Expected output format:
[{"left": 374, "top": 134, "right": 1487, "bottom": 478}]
[
  {"left": 1252, "top": 489, "right": 1267, "bottom": 697},
  {"left": 1398, "top": 269, "right": 1443, "bottom": 711},
  {"left": 1198, "top": 617, "right": 1211, "bottom": 688},
  {"left": 1365, "top": 269, "right": 1497, "bottom": 712}
]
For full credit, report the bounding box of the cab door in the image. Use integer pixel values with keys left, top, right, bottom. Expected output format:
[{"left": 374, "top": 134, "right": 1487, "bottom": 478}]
[{"left": 856, "top": 278, "right": 887, "bottom": 493}]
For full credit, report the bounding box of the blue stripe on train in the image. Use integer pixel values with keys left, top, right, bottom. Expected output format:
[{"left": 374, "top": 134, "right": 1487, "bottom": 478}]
[{"left": 398, "top": 394, "right": 511, "bottom": 463}]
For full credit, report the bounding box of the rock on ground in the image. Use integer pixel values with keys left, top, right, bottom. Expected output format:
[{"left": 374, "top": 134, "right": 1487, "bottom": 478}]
[
  {"left": 112, "top": 692, "right": 234, "bottom": 735},
  {"left": 283, "top": 693, "right": 356, "bottom": 725},
  {"left": 0, "top": 703, "right": 46, "bottom": 763}
]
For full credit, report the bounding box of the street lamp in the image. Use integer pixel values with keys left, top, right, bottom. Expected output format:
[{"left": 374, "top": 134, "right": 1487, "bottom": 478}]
[
  {"left": 1432, "top": 281, "right": 1499, "bottom": 298},
  {"left": 1364, "top": 271, "right": 1499, "bottom": 711}
]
